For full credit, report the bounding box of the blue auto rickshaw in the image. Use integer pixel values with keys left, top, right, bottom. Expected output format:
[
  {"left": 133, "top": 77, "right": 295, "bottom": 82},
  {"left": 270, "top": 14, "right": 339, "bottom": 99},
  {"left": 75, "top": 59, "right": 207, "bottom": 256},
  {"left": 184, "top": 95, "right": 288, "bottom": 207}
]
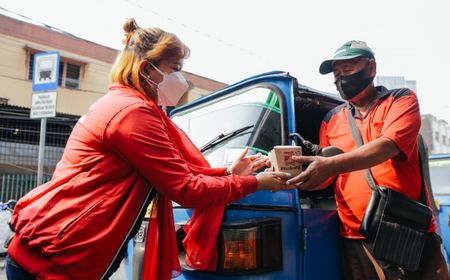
[
  {"left": 428, "top": 154, "right": 450, "bottom": 262},
  {"left": 125, "top": 71, "right": 447, "bottom": 279}
]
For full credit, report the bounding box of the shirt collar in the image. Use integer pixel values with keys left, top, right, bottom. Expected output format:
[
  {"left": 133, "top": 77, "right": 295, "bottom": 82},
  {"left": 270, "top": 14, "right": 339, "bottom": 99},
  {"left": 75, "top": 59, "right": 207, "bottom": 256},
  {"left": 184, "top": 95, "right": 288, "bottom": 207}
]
[{"left": 347, "top": 86, "right": 389, "bottom": 119}]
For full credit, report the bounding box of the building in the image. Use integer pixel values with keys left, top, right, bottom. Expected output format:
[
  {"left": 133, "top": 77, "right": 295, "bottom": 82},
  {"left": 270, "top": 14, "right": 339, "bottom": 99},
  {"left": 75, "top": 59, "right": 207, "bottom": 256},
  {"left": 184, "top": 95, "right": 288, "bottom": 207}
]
[
  {"left": 375, "top": 76, "right": 450, "bottom": 154},
  {"left": 0, "top": 10, "right": 226, "bottom": 116},
  {"left": 420, "top": 114, "right": 450, "bottom": 154},
  {"left": 375, "top": 76, "right": 417, "bottom": 92}
]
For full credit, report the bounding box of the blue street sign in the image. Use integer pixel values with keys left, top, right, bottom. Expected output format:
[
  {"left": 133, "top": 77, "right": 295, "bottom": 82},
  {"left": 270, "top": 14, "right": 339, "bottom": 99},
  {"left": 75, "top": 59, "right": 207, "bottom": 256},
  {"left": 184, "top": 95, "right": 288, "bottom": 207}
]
[{"left": 32, "top": 51, "right": 60, "bottom": 92}]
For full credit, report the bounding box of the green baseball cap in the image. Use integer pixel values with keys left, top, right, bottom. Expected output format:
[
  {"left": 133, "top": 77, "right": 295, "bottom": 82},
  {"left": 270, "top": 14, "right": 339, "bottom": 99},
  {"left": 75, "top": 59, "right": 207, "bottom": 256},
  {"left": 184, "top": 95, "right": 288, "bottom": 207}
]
[{"left": 319, "top": 40, "right": 375, "bottom": 74}]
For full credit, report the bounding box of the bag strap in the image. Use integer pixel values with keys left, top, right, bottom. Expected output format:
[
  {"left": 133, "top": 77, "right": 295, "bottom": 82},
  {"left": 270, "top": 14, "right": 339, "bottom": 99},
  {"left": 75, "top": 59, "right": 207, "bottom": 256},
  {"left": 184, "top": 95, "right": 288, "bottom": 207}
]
[
  {"left": 346, "top": 106, "right": 427, "bottom": 204},
  {"left": 346, "top": 106, "right": 379, "bottom": 191},
  {"left": 417, "top": 135, "right": 430, "bottom": 204}
]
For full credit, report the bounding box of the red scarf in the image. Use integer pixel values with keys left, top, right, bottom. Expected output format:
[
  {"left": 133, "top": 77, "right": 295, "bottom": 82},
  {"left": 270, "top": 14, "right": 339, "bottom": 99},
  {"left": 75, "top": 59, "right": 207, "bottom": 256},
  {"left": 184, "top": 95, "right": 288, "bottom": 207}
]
[{"left": 142, "top": 98, "right": 226, "bottom": 280}]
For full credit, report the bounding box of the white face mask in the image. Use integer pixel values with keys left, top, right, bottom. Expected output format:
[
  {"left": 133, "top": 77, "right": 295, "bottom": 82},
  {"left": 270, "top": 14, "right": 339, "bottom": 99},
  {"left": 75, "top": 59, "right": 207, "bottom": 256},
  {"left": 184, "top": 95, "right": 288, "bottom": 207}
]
[{"left": 141, "top": 63, "right": 189, "bottom": 107}]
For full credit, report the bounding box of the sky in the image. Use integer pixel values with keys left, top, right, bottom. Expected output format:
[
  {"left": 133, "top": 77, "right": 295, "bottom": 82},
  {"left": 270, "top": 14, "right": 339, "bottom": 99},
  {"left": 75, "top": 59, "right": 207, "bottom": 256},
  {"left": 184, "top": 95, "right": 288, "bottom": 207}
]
[{"left": 1, "top": 0, "right": 450, "bottom": 122}]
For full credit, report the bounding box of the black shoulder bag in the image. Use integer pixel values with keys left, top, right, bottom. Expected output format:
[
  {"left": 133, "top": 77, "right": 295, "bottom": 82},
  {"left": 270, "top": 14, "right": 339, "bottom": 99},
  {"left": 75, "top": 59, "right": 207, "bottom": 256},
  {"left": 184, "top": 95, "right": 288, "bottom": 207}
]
[{"left": 346, "top": 107, "right": 432, "bottom": 271}]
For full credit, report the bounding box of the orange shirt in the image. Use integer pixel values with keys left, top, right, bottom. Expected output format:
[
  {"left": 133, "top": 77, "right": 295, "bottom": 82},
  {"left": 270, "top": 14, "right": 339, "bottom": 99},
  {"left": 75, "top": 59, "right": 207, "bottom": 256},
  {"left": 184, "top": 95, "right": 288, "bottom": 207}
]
[{"left": 319, "top": 86, "right": 434, "bottom": 238}]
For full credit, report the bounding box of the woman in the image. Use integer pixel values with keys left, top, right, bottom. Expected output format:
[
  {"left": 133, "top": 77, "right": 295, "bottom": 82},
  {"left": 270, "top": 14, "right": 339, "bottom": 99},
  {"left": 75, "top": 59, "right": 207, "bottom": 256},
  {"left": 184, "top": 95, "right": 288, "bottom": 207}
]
[{"left": 6, "top": 18, "right": 291, "bottom": 279}]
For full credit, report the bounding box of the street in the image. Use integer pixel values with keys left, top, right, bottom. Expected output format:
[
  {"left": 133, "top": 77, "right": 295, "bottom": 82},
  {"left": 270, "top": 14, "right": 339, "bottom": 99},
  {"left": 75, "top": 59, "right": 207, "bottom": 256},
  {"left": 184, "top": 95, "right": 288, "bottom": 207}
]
[
  {"left": 0, "top": 257, "right": 127, "bottom": 280},
  {"left": 0, "top": 257, "right": 5, "bottom": 280}
]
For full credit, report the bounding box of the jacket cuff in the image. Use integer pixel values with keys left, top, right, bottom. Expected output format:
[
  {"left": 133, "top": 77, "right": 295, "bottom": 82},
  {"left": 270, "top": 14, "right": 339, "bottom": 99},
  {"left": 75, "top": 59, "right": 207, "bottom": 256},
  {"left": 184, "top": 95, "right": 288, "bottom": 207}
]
[{"left": 239, "top": 175, "right": 258, "bottom": 194}]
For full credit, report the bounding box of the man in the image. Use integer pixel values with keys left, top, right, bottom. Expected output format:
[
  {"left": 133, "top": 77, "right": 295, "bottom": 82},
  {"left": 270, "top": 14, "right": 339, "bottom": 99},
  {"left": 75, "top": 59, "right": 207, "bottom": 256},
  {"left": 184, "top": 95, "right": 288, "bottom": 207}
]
[{"left": 287, "top": 40, "right": 449, "bottom": 279}]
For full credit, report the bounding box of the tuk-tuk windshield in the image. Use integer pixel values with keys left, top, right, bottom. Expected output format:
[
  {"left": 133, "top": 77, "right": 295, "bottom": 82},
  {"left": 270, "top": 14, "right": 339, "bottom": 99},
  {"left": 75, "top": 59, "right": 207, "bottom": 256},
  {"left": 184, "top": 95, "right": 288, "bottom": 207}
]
[{"left": 172, "top": 87, "right": 282, "bottom": 168}]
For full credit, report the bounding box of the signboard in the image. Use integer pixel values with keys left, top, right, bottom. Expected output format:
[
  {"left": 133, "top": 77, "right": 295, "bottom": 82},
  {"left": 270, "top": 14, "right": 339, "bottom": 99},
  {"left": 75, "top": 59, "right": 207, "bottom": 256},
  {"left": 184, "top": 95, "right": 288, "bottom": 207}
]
[
  {"left": 32, "top": 52, "right": 60, "bottom": 92},
  {"left": 30, "top": 51, "right": 60, "bottom": 185},
  {"left": 30, "top": 91, "right": 57, "bottom": 119}
]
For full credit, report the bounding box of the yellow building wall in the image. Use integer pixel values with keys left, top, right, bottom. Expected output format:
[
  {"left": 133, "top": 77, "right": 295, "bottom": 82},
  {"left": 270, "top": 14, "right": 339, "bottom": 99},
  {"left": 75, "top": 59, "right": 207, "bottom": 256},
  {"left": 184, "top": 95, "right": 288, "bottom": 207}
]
[
  {"left": 179, "top": 87, "right": 211, "bottom": 105},
  {"left": 0, "top": 32, "right": 224, "bottom": 116},
  {"left": 0, "top": 33, "right": 112, "bottom": 116}
]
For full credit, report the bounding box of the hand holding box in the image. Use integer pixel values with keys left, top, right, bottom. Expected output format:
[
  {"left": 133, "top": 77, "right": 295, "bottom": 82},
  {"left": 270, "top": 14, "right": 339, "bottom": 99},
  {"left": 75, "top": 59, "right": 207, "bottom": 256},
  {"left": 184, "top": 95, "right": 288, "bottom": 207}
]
[{"left": 268, "top": 146, "right": 302, "bottom": 177}]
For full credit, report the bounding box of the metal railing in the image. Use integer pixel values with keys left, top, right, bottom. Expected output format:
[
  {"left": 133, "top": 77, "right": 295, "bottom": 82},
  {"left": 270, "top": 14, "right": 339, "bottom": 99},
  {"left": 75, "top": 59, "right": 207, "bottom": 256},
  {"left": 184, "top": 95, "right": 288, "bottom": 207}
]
[
  {"left": 0, "top": 104, "right": 78, "bottom": 201},
  {"left": 0, "top": 173, "right": 51, "bottom": 202}
]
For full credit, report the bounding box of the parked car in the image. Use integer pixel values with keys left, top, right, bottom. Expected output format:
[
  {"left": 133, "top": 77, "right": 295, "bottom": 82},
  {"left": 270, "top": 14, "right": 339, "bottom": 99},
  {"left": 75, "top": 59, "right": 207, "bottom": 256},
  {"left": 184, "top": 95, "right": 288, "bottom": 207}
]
[
  {"left": 428, "top": 154, "right": 450, "bottom": 262},
  {"left": 125, "top": 71, "right": 447, "bottom": 279}
]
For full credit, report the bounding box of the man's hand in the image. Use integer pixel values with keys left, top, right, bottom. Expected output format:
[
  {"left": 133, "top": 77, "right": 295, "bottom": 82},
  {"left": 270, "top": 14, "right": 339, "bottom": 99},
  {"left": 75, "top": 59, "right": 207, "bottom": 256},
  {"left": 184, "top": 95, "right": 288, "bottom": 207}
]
[
  {"left": 286, "top": 155, "right": 336, "bottom": 191},
  {"left": 230, "top": 148, "right": 270, "bottom": 176}
]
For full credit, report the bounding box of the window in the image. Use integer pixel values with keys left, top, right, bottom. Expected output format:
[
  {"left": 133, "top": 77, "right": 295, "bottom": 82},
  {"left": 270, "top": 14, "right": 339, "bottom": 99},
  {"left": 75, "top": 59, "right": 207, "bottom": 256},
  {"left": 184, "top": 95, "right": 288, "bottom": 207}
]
[
  {"left": 172, "top": 87, "right": 282, "bottom": 168},
  {"left": 28, "top": 53, "right": 82, "bottom": 89},
  {"left": 429, "top": 158, "right": 450, "bottom": 195},
  {"left": 64, "top": 63, "right": 81, "bottom": 89}
]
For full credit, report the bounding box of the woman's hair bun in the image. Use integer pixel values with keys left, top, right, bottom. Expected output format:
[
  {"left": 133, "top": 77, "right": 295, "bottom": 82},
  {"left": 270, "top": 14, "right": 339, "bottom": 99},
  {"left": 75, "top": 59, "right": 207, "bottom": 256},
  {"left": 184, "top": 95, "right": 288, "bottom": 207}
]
[
  {"left": 123, "top": 18, "right": 139, "bottom": 46},
  {"left": 123, "top": 18, "right": 139, "bottom": 34}
]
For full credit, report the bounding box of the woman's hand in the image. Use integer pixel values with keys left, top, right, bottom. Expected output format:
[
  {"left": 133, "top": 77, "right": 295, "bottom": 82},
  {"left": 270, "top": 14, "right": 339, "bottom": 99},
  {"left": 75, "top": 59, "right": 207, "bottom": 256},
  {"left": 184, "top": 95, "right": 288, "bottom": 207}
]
[
  {"left": 255, "top": 172, "right": 296, "bottom": 192},
  {"left": 230, "top": 148, "right": 270, "bottom": 176}
]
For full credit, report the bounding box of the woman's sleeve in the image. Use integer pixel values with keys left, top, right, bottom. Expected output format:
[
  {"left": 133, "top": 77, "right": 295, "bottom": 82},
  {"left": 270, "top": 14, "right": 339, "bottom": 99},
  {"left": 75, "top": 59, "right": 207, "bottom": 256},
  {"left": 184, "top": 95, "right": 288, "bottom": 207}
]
[{"left": 104, "top": 104, "right": 257, "bottom": 208}]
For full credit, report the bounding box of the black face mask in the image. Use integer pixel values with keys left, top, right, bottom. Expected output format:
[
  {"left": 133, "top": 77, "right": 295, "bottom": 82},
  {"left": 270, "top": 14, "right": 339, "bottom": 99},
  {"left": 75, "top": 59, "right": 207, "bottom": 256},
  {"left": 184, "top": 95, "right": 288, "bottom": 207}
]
[{"left": 334, "top": 62, "right": 374, "bottom": 100}]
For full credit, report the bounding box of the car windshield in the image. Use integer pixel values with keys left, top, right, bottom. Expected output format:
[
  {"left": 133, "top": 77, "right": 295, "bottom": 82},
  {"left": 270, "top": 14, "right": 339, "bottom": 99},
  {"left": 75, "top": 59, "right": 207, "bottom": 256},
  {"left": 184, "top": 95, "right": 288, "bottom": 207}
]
[
  {"left": 429, "top": 157, "right": 450, "bottom": 195},
  {"left": 172, "top": 87, "right": 282, "bottom": 168}
]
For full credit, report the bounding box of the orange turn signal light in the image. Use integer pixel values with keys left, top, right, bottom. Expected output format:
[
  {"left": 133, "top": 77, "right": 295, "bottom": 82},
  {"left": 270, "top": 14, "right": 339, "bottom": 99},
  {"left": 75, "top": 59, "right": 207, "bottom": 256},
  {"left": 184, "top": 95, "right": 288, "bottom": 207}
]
[
  {"left": 216, "top": 217, "right": 282, "bottom": 274},
  {"left": 222, "top": 227, "right": 258, "bottom": 270}
]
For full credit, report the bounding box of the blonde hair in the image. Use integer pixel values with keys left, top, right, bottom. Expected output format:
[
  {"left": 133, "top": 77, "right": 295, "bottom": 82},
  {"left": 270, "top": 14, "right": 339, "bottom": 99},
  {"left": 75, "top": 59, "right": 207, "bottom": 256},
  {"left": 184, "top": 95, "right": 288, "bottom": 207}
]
[{"left": 111, "top": 18, "right": 190, "bottom": 95}]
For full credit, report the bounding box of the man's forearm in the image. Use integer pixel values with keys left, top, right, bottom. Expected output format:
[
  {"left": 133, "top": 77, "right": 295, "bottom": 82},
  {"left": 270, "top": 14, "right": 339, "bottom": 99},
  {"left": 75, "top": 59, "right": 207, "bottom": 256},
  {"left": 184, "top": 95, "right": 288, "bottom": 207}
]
[{"left": 328, "top": 137, "right": 400, "bottom": 175}]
